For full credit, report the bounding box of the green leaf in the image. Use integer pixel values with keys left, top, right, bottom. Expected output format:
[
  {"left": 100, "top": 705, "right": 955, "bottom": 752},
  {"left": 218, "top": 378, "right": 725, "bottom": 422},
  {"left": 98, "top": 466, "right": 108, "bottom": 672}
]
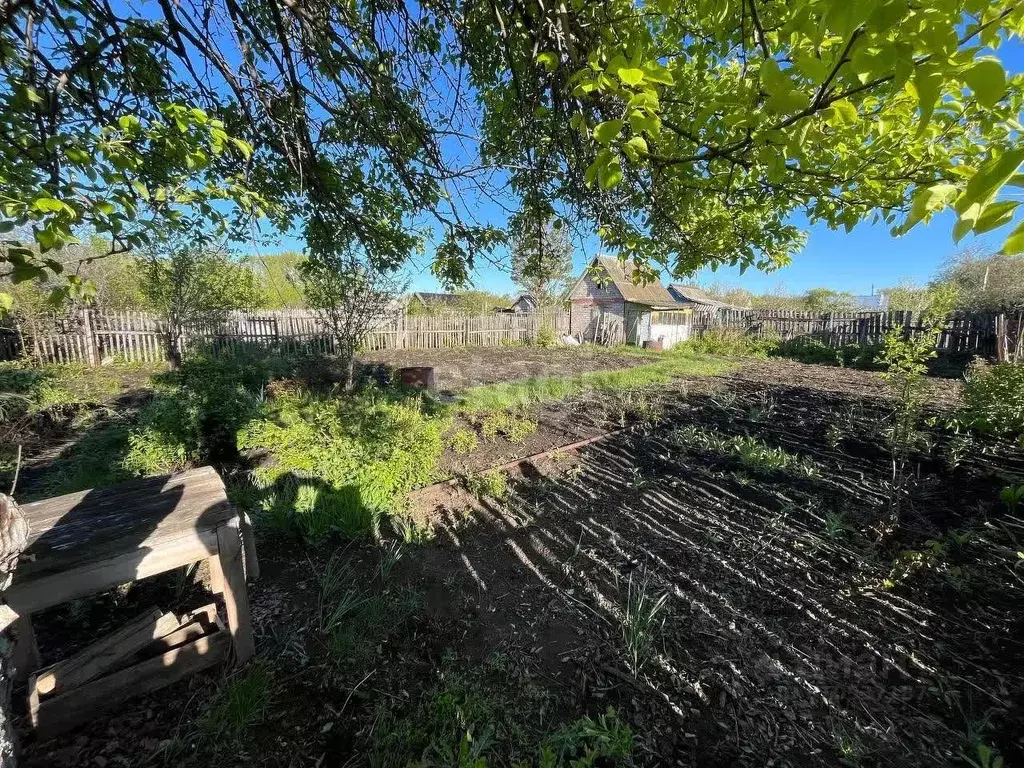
[
  {"left": 759, "top": 58, "right": 787, "bottom": 95},
  {"left": 230, "top": 137, "right": 253, "bottom": 160},
  {"left": 964, "top": 59, "right": 1006, "bottom": 108},
  {"left": 914, "top": 62, "right": 943, "bottom": 129},
  {"left": 537, "top": 51, "right": 558, "bottom": 73},
  {"left": 616, "top": 67, "right": 645, "bottom": 87},
  {"left": 900, "top": 182, "right": 957, "bottom": 233},
  {"left": 1001, "top": 218, "right": 1024, "bottom": 254},
  {"left": 955, "top": 148, "right": 1024, "bottom": 216},
  {"left": 767, "top": 90, "right": 811, "bottom": 114},
  {"left": 0, "top": 293, "right": 12, "bottom": 315},
  {"left": 952, "top": 216, "right": 973, "bottom": 243},
  {"left": 973, "top": 200, "right": 1019, "bottom": 235},
  {"left": 598, "top": 159, "right": 623, "bottom": 190},
  {"left": 593, "top": 120, "right": 623, "bottom": 144},
  {"left": 641, "top": 62, "right": 675, "bottom": 86},
  {"left": 628, "top": 112, "right": 661, "bottom": 137},
  {"left": 32, "top": 197, "right": 67, "bottom": 213},
  {"left": 625, "top": 136, "right": 648, "bottom": 156}
]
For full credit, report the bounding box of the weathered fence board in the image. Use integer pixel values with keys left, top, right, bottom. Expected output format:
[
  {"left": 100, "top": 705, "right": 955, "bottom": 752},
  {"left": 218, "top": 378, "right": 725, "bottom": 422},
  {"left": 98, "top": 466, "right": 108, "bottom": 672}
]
[
  {"left": 693, "top": 308, "right": 1020, "bottom": 358},
  {"left": 2, "top": 309, "right": 569, "bottom": 365}
]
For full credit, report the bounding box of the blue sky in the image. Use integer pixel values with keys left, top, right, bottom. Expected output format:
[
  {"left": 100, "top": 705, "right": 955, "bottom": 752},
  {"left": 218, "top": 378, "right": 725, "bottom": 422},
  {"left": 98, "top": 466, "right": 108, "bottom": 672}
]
[{"left": 258, "top": 30, "right": 1024, "bottom": 301}]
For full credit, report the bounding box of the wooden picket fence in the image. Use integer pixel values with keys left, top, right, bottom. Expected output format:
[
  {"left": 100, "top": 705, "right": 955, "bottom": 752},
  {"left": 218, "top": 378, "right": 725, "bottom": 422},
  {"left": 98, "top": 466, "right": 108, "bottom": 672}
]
[
  {"left": 0, "top": 308, "right": 570, "bottom": 365},
  {"left": 693, "top": 308, "right": 1024, "bottom": 360}
]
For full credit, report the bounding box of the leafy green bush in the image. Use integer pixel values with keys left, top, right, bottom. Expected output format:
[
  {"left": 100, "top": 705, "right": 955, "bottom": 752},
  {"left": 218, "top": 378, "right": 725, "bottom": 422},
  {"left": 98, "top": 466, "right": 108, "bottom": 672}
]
[
  {"left": 239, "top": 388, "right": 448, "bottom": 541},
  {"left": 961, "top": 360, "right": 1024, "bottom": 439},
  {"left": 769, "top": 339, "right": 881, "bottom": 369},
  {"left": 123, "top": 353, "right": 266, "bottom": 474},
  {"left": 465, "top": 469, "right": 508, "bottom": 499},
  {"left": 123, "top": 391, "right": 202, "bottom": 474},
  {"left": 772, "top": 338, "right": 842, "bottom": 366},
  {"left": 684, "top": 327, "right": 778, "bottom": 357},
  {"left": 534, "top": 325, "right": 557, "bottom": 348},
  {"left": 448, "top": 427, "right": 480, "bottom": 454},
  {"left": 479, "top": 410, "right": 537, "bottom": 444},
  {"left": 670, "top": 425, "right": 817, "bottom": 476}
]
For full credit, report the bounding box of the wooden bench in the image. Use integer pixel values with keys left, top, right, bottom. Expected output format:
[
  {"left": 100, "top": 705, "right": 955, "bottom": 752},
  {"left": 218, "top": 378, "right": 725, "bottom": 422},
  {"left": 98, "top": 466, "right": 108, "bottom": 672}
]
[{"left": 0, "top": 467, "right": 258, "bottom": 729}]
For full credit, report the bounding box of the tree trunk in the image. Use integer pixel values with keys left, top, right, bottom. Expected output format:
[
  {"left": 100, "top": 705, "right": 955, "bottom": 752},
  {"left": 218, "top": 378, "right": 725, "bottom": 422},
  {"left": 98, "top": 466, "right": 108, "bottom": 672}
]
[
  {"left": 343, "top": 354, "right": 355, "bottom": 391},
  {"left": 0, "top": 494, "right": 29, "bottom": 768},
  {"left": 163, "top": 331, "right": 182, "bottom": 370}
]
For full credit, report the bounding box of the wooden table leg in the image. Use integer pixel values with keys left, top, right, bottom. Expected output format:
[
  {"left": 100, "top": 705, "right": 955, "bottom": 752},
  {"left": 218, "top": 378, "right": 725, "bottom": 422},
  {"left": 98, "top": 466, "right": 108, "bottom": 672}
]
[
  {"left": 10, "top": 614, "right": 40, "bottom": 684},
  {"left": 239, "top": 512, "right": 260, "bottom": 582},
  {"left": 208, "top": 555, "right": 224, "bottom": 594},
  {"left": 215, "top": 518, "right": 254, "bottom": 664}
]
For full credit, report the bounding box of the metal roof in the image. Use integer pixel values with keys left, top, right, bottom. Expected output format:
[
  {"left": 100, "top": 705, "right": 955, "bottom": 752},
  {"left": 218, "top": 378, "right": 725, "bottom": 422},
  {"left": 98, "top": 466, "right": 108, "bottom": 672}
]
[{"left": 575, "top": 256, "right": 679, "bottom": 307}]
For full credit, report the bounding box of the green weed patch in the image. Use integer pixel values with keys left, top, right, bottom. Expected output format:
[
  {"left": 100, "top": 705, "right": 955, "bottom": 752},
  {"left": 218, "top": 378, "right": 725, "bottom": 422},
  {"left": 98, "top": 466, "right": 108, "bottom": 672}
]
[
  {"left": 239, "top": 387, "right": 448, "bottom": 541},
  {"left": 459, "top": 352, "right": 731, "bottom": 413}
]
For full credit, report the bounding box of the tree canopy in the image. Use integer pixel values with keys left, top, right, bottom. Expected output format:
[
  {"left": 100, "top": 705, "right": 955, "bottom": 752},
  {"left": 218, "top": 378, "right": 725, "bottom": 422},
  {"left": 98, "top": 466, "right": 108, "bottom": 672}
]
[
  {"left": 3, "top": 0, "right": 1024, "bottom": 309},
  {"left": 510, "top": 215, "right": 575, "bottom": 302}
]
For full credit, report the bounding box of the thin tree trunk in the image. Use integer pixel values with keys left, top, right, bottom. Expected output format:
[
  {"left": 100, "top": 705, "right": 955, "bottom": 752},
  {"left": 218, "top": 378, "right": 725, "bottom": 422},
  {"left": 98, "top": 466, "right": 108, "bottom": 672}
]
[
  {"left": 343, "top": 353, "right": 355, "bottom": 391},
  {"left": 0, "top": 494, "right": 30, "bottom": 768}
]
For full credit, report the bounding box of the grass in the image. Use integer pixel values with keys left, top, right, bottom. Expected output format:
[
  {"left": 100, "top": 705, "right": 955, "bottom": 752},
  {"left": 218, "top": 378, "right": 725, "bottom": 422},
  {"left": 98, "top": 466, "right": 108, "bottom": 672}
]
[
  {"left": 369, "top": 652, "right": 633, "bottom": 768},
  {"left": 670, "top": 425, "right": 818, "bottom": 476},
  {"left": 201, "top": 662, "right": 274, "bottom": 741},
  {"left": 621, "top": 573, "right": 669, "bottom": 676},
  {"left": 458, "top": 351, "right": 732, "bottom": 413}
]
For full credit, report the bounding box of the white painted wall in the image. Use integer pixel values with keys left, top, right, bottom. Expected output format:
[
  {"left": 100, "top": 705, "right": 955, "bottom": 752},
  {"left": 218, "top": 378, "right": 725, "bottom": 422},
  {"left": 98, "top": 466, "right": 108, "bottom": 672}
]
[{"left": 649, "top": 322, "right": 691, "bottom": 349}]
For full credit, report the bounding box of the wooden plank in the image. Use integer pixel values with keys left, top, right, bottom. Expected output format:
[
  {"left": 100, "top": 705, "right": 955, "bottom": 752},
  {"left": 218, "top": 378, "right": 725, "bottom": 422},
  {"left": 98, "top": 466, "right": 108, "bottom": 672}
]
[
  {"left": 216, "top": 517, "right": 254, "bottom": 663},
  {"left": 6, "top": 529, "right": 220, "bottom": 615},
  {"left": 34, "top": 607, "right": 181, "bottom": 696},
  {"left": 30, "top": 629, "right": 230, "bottom": 738},
  {"left": 143, "top": 604, "right": 218, "bottom": 655}
]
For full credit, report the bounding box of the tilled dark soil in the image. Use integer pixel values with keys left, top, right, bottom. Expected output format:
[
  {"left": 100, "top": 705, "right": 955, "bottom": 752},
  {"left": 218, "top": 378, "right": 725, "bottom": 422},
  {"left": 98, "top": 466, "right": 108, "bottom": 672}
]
[
  {"left": 359, "top": 345, "right": 654, "bottom": 391},
  {"left": 22, "top": 359, "right": 1023, "bottom": 768}
]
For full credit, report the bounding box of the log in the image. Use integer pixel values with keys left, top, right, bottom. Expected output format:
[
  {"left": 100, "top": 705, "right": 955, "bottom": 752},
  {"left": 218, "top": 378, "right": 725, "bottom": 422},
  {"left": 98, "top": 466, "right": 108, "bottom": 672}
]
[
  {"left": 0, "top": 494, "right": 29, "bottom": 768},
  {"left": 142, "top": 604, "right": 217, "bottom": 656}
]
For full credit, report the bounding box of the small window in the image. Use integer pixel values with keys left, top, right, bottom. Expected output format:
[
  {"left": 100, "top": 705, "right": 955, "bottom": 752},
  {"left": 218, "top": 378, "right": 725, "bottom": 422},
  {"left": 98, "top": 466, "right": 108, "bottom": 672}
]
[{"left": 651, "top": 310, "right": 692, "bottom": 326}]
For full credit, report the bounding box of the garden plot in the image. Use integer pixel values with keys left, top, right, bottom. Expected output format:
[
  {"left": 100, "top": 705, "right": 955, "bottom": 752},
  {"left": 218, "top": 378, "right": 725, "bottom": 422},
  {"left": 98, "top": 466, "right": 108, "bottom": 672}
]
[
  {"left": 359, "top": 344, "right": 656, "bottom": 390},
  {"left": 412, "top": 374, "right": 1023, "bottom": 766},
  {"left": 21, "top": 360, "right": 1022, "bottom": 768}
]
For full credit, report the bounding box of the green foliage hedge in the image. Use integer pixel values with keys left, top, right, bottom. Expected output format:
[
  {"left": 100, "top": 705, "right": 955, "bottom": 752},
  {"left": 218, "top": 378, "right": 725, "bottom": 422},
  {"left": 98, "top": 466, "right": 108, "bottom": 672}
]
[
  {"left": 961, "top": 361, "right": 1024, "bottom": 439},
  {"left": 238, "top": 387, "right": 448, "bottom": 541},
  {"left": 123, "top": 353, "right": 266, "bottom": 475},
  {"left": 681, "top": 329, "right": 881, "bottom": 369}
]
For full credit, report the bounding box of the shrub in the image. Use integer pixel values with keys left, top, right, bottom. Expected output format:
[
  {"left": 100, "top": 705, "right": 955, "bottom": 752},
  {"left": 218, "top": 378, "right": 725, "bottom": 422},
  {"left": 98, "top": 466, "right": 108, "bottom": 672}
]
[
  {"left": 465, "top": 470, "right": 508, "bottom": 499},
  {"left": 479, "top": 410, "right": 537, "bottom": 444},
  {"left": 770, "top": 339, "right": 882, "bottom": 369},
  {"left": 772, "top": 338, "right": 842, "bottom": 366},
  {"left": 448, "top": 428, "right": 479, "bottom": 454},
  {"left": 684, "top": 327, "right": 778, "bottom": 357},
  {"left": 534, "top": 324, "right": 557, "bottom": 348},
  {"left": 121, "top": 353, "right": 268, "bottom": 475},
  {"left": 961, "top": 360, "right": 1024, "bottom": 439},
  {"left": 239, "top": 388, "right": 448, "bottom": 541}
]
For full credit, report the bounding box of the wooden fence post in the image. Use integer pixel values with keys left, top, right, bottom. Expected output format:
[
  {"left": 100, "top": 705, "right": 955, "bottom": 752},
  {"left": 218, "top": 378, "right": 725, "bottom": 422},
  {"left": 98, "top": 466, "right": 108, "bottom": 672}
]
[{"left": 80, "top": 308, "right": 96, "bottom": 366}]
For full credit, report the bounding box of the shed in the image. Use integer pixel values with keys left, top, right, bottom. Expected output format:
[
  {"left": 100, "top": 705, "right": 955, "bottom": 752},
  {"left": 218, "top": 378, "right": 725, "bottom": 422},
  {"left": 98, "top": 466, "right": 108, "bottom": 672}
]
[
  {"left": 409, "top": 292, "right": 462, "bottom": 313},
  {"left": 497, "top": 293, "right": 539, "bottom": 313},
  {"left": 568, "top": 256, "right": 691, "bottom": 347}
]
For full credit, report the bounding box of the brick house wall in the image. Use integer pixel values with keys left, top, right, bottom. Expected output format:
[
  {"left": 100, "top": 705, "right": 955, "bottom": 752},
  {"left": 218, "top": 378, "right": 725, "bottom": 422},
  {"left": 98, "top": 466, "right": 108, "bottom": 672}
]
[{"left": 569, "top": 275, "right": 627, "bottom": 341}]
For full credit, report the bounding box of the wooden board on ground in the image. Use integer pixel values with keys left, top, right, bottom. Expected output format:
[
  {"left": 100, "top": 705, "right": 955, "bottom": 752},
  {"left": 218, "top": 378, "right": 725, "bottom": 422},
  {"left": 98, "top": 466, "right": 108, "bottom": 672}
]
[
  {"left": 34, "top": 607, "right": 181, "bottom": 697},
  {"left": 143, "top": 604, "right": 217, "bottom": 656},
  {"left": 29, "top": 625, "right": 229, "bottom": 738}
]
